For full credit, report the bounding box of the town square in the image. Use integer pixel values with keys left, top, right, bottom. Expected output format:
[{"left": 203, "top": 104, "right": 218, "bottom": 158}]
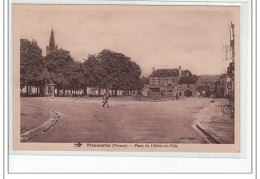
[
  {"left": 20, "top": 96, "right": 234, "bottom": 144},
  {"left": 16, "top": 5, "right": 237, "bottom": 144}
]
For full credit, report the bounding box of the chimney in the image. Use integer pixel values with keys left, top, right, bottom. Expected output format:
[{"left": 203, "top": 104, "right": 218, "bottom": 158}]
[
  {"left": 152, "top": 67, "right": 155, "bottom": 73},
  {"left": 179, "top": 66, "right": 181, "bottom": 76}
]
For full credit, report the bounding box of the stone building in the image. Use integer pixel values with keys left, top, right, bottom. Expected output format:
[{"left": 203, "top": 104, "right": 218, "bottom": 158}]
[
  {"left": 198, "top": 75, "right": 219, "bottom": 97},
  {"left": 216, "top": 74, "right": 232, "bottom": 98},
  {"left": 148, "top": 67, "right": 192, "bottom": 97},
  {"left": 178, "top": 76, "right": 201, "bottom": 97}
]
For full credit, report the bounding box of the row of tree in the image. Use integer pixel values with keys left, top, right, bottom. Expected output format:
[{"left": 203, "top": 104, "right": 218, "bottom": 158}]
[{"left": 20, "top": 39, "right": 144, "bottom": 96}]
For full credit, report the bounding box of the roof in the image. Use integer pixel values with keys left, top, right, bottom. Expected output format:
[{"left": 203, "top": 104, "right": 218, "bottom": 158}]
[
  {"left": 150, "top": 69, "right": 192, "bottom": 77},
  {"left": 178, "top": 76, "right": 199, "bottom": 84},
  {"left": 200, "top": 75, "right": 220, "bottom": 84}
]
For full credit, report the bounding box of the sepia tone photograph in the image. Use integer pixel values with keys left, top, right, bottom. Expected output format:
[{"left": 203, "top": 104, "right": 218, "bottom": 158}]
[{"left": 12, "top": 4, "right": 240, "bottom": 152}]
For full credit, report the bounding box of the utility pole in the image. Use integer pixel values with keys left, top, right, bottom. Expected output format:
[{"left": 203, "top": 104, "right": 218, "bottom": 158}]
[
  {"left": 176, "top": 66, "right": 181, "bottom": 100},
  {"left": 229, "top": 21, "right": 235, "bottom": 117},
  {"left": 230, "top": 22, "right": 235, "bottom": 63}
]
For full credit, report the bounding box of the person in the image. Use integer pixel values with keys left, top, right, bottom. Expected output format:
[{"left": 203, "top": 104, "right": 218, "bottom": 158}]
[
  {"left": 102, "top": 89, "right": 110, "bottom": 108},
  {"left": 176, "top": 93, "right": 179, "bottom": 100}
]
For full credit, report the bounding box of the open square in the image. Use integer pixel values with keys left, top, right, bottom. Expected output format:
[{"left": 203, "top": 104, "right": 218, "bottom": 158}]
[{"left": 20, "top": 97, "right": 233, "bottom": 144}]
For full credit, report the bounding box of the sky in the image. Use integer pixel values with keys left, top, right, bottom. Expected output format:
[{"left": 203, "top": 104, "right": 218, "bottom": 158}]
[{"left": 13, "top": 5, "right": 239, "bottom": 77}]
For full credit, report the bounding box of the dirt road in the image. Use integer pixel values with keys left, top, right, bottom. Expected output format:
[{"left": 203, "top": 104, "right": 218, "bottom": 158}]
[{"left": 20, "top": 97, "right": 211, "bottom": 143}]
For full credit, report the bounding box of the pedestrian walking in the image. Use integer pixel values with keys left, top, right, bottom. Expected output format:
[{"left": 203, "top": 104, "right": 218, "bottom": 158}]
[{"left": 102, "top": 89, "right": 110, "bottom": 108}]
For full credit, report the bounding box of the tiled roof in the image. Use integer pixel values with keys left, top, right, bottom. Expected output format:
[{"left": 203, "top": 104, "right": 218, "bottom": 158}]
[{"left": 150, "top": 69, "right": 192, "bottom": 77}]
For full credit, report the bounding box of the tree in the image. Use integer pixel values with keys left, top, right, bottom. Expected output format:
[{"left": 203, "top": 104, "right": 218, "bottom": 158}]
[
  {"left": 97, "top": 49, "right": 143, "bottom": 96},
  {"left": 81, "top": 54, "right": 103, "bottom": 96},
  {"left": 20, "top": 39, "right": 46, "bottom": 95},
  {"left": 20, "top": 39, "right": 144, "bottom": 97},
  {"left": 68, "top": 61, "right": 83, "bottom": 94},
  {"left": 44, "top": 48, "right": 77, "bottom": 95}
]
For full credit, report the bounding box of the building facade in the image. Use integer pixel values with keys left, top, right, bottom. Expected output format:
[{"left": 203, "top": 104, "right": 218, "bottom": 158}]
[
  {"left": 178, "top": 76, "right": 201, "bottom": 97},
  {"left": 148, "top": 67, "right": 193, "bottom": 97},
  {"left": 198, "top": 75, "right": 219, "bottom": 97},
  {"left": 216, "top": 74, "right": 232, "bottom": 98}
]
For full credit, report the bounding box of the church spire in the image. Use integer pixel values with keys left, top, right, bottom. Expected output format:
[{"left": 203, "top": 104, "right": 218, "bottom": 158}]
[
  {"left": 49, "top": 27, "right": 55, "bottom": 48},
  {"left": 46, "top": 27, "right": 58, "bottom": 55}
]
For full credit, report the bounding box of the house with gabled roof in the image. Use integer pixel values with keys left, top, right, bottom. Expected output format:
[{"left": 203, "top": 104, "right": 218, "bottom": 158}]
[
  {"left": 198, "top": 74, "right": 220, "bottom": 97},
  {"left": 178, "top": 75, "right": 201, "bottom": 97},
  {"left": 148, "top": 66, "right": 193, "bottom": 97}
]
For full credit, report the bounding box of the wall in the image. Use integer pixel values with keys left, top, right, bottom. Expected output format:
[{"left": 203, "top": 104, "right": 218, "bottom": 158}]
[
  {"left": 142, "top": 85, "right": 149, "bottom": 96},
  {"left": 149, "top": 76, "right": 179, "bottom": 96},
  {"left": 149, "top": 76, "right": 178, "bottom": 87},
  {"left": 179, "top": 84, "right": 197, "bottom": 97}
]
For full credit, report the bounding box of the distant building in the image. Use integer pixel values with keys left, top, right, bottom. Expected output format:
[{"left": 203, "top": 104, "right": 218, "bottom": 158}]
[
  {"left": 46, "top": 27, "right": 70, "bottom": 56},
  {"left": 141, "top": 77, "right": 150, "bottom": 96},
  {"left": 178, "top": 75, "right": 201, "bottom": 97},
  {"left": 196, "top": 85, "right": 207, "bottom": 97},
  {"left": 216, "top": 74, "right": 232, "bottom": 98},
  {"left": 148, "top": 66, "right": 192, "bottom": 97},
  {"left": 146, "top": 68, "right": 226, "bottom": 98},
  {"left": 198, "top": 75, "right": 220, "bottom": 97}
]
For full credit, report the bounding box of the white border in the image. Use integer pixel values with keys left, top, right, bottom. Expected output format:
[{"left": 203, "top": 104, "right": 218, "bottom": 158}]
[{"left": 6, "top": 0, "right": 253, "bottom": 174}]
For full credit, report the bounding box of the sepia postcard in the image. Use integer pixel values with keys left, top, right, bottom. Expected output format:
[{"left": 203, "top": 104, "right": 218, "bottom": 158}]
[{"left": 12, "top": 4, "right": 240, "bottom": 152}]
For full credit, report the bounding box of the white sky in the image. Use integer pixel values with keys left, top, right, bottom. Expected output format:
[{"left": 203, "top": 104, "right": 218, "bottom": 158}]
[{"left": 13, "top": 5, "right": 239, "bottom": 77}]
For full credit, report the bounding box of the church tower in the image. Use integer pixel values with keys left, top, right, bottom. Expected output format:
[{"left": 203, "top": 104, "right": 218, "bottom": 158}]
[{"left": 46, "top": 27, "right": 58, "bottom": 55}]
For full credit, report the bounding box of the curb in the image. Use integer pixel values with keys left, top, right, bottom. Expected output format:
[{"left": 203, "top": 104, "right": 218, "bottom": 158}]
[
  {"left": 196, "top": 123, "right": 221, "bottom": 144},
  {"left": 20, "top": 110, "right": 61, "bottom": 142}
]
